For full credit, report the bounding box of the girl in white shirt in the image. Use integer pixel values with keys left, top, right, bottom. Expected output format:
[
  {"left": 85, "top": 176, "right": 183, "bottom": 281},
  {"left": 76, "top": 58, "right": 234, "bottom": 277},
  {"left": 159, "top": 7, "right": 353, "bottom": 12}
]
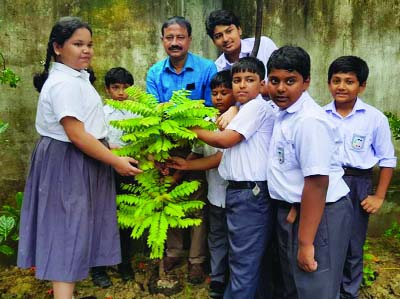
[{"left": 17, "top": 16, "right": 141, "bottom": 299}]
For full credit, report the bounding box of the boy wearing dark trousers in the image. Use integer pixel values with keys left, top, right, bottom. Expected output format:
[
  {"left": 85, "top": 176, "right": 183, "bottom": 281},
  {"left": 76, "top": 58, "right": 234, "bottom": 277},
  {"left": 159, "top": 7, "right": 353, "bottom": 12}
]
[
  {"left": 266, "top": 46, "right": 353, "bottom": 299},
  {"left": 90, "top": 67, "right": 137, "bottom": 287},
  {"left": 324, "top": 56, "right": 397, "bottom": 299},
  {"left": 192, "top": 57, "right": 276, "bottom": 299},
  {"left": 168, "top": 70, "right": 235, "bottom": 298}
]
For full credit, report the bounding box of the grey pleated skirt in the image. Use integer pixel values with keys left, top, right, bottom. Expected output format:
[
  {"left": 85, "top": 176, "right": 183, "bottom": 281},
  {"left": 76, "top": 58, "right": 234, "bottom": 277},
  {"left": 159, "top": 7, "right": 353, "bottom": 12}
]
[{"left": 17, "top": 136, "right": 121, "bottom": 282}]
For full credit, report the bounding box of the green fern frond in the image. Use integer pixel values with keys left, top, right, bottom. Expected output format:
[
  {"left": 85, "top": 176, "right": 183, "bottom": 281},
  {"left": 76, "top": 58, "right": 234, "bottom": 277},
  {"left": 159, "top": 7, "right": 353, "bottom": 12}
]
[
  {"left": 111, "top": 86, "right": 213, "bottom": 259},
  {"left": 164, "top": 203, "right": 185, "bottom": 218},
  {"left": 175, "top": 217, "right": 202, "bottom": 229},
  {"left": 116, "top": 194, "right": 142, "bottom": 205},
  {"left": 111, "top": 116, "right": 161, "bottom": 132},
  {"left": 179, "top": 200, "right": 205, "bottom": 213},
  {"left": 170, "top": 117, "right": 217, "bottom": 131},
  {"left": 168, "top": 181, "right": 201, "bottom": 199},
  {"left": 126, "top": 86, "right": 158, "bottom": 105}
]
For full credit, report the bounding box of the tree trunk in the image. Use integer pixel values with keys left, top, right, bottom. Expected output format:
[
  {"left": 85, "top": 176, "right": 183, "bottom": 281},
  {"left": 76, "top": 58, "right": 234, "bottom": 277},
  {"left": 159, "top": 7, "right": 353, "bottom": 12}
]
[{"left": 251, "top": 0, "right": 264, "bottom": 57}]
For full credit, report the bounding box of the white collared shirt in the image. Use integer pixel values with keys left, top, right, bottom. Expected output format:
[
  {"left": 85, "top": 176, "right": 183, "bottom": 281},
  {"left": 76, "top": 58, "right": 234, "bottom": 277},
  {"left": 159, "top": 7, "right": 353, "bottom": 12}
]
[
  {"left": 192, "top": 141, "right": 227, "bottom": 208},
  {"left": 218, "top": 95, "right": 275, "bottom": 181},
  {"left": 103, "top": 105, "right": 139, "bottom": 148},
  {"left": 267, "top": 92, "right": 349, "bottom": 203},
  {"left": 36, "top": 63, "right": 107, "bottom": 142},
  {"left": 214, "top": 36, "right": 277, "bottom": 79},
  {"left": 324, "top": 98, "right": 397, "bottom": 169}
]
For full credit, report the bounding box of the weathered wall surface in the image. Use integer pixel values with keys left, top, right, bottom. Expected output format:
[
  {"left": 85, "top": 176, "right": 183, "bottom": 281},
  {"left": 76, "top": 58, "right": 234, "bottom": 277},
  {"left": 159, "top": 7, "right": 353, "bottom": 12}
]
[
  {"left": 224, "top": 0, "right": 400, "bottom": 110},
  {"left": 0, "top": 0, "right": 221, "bottom": 201},
  {"left": 0, "top": 0, "right": 399, "bottom": 202}
]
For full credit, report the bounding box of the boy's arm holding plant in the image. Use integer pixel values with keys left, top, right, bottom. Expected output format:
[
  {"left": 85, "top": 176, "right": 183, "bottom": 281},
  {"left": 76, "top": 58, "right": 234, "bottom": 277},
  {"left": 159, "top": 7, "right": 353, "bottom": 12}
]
[
  {"left": 216, "top": 106, "right": 239, "bottom": 130},
  {"left": 168, "top": 151, "right": 222, "bottom": 171},
  {"left": 191, "top": 127, "right": 243, "bottom": 149},
  {"left": 361, "top": 167, "right": 393, "bottom": 214}
]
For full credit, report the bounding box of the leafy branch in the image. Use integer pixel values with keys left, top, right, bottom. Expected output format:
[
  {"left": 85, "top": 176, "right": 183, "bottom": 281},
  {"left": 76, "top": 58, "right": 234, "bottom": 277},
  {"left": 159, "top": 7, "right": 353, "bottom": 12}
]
[
  {"left": 384, "top": 112, "right": 400, "bottom": 140},
  {"left": 107, "top": 87, "right": 218, "bottom": 259},
  {"left": 0, "top": 52, "right": 20, "bottom": 88}
]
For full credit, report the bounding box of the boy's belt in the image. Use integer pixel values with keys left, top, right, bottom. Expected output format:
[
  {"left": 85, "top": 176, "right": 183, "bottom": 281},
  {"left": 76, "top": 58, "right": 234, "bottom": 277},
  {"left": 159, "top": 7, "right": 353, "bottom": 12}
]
[
  {"left": 227, "top": 181, "right": 257, "bottom": 189},
  {"left": 343, "top": 167, "right": 373, "bottom": 176},
  {"left": 275, "top": 196, "right": 347, "bottom": 209}
]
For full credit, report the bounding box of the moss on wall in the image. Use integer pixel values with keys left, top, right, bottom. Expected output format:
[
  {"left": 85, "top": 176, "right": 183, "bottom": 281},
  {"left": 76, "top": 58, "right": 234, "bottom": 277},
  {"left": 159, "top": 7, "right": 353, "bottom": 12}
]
[
  {"left": 0, "top": 0, "right": 220, "bottom": 202},
  {"left": 0, "top": 0, "right": 398, "bottom": 203},
  {"left": 224, "top": 0, "right": 400, "bottom": 113}
]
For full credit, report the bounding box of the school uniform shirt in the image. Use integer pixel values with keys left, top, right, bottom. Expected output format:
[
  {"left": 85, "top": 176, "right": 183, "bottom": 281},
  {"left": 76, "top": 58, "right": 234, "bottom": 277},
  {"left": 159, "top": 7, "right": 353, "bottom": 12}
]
[
  {"left": 36, "top": 62, "right": 107, "bottom": 142},
  {"left": 267, "top": 92, "right": 350, "bottom": 204},
  {"left": 218, "top": 94, "right": 275, "bottom": 181},
  {"left": 103, "top": 105, "right": 139, "bottom": 148},
  {"left": 324, "top": 98, "right": 397, "bottom": 169},
  {"left": 214, "top": 36, "right": 277, "bottom": 78},
  {"left": 192, "top": 140, "right": 227, "bottom": 208},
  {"left": 146, "top": 52, "right": 217, "bottom": 106}
]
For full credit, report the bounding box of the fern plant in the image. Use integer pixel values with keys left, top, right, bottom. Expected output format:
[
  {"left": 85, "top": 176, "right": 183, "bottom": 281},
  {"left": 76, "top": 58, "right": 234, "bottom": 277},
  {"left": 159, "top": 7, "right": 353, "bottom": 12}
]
[{"left": 106, "top": 86, "right": 218, "bottom": 259}]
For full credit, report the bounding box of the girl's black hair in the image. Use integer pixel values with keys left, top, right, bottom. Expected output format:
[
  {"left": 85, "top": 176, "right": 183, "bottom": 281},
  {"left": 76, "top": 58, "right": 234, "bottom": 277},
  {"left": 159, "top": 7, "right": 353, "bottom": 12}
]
[
  {"left": 267, "top": 46, "right": 310, "bottom": 80},
  {"left": 327, "top": 56, "right": 369, "bottom": 85},
  {"left": 33, "top": 16, "right": 92, "bottom": 92},
  {"left": 211, "top": 70, "right": 232, "bottom": 90}
]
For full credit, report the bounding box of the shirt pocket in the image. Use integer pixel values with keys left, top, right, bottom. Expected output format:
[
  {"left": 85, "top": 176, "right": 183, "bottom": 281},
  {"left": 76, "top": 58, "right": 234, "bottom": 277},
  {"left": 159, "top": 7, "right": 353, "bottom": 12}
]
[
  {"left": 275, "top": 139, "right": 298, "bottom": 171},
  {"left": 347, "top": 129, "right": 372, "bottom": 152}
]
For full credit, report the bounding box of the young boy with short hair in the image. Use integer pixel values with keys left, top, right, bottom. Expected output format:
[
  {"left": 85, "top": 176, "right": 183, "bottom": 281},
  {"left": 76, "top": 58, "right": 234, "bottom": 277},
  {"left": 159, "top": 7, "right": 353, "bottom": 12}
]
[
  {"left": 90, "top": 67, "right": 136, "bottom": 288},
  {"left": 192, "top": 56, "right": 276, "bottom": 299},
  {"left": 266, "top": 46, "right": 353, "bottom": 299},
  {"left": 168, "top": 70, "right": 234, "bottom": 298},
  {"left": 205, "top": 10, "right": 278, "bottom": 128},
  {"left": 324, "top": 56, "right": 397, "bottom": 299},
  {"left": 205, "top": 9, "right": 277, "bottom": 74}
]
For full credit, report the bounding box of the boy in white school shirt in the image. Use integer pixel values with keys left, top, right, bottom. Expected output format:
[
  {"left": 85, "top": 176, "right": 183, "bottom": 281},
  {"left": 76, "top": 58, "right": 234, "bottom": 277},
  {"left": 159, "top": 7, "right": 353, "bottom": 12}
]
[
  {"left": 266, "top": 46, "right": 352, "bottom": 299},
  {"left": 324, "top": 56, "right": 396, "bottom": 299},
  {"left": 192, "top": 56, "right": 276, "bottom": 299}
]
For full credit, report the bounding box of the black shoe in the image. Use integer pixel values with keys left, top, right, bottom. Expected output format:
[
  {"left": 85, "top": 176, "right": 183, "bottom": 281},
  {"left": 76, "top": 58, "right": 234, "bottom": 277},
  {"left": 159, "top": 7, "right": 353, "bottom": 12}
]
[
  {"left": 118, "top": 263, "right": 134, "bottom": 281},
  {"left": 209, "top": 281, "right": 225, "bottom": 298},
  {"left": 90, "top": 267, "right": 112, "bottom": 288}
]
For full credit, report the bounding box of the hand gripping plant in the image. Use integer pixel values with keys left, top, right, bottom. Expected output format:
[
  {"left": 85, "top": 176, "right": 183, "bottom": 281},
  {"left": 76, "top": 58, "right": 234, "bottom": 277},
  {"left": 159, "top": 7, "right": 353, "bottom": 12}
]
[{"left": 106, "top": 86, "right": 218, "bottom": 259}]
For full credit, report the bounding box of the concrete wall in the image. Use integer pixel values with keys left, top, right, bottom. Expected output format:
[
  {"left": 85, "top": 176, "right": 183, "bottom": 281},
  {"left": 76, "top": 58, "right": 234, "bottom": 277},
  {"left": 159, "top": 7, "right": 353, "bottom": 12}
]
[
  {"left": 0, "top": 0, "right": 221, "bottom": 201},
  {"left": 0, "top": 0, "right": 399, "bottom": 202},
  {"left": 224, "top": 0, "right": 400, "bottom": 110}
]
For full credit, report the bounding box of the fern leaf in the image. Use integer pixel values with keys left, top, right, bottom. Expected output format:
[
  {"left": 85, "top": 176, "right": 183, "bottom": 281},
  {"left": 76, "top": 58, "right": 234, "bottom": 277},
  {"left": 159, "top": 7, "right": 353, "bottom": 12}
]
[
  {"left": 175, "top": 217, "right": 202, "bottom": 228},
  {"left": 169, "top": 181, "right": 201, "bottom": 199}
]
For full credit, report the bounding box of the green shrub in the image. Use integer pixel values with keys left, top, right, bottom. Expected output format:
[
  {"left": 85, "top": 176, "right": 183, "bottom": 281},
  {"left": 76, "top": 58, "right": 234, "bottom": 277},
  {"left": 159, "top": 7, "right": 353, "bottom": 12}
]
[
  {"left": 0, "top": 192, "right": 23, "bottom": 255},
  {"left": 107, "top": 86, "right": 218, "bottom": 259},
  {"left": 385, "top": 112, "right": 400, "bottom": 140}
]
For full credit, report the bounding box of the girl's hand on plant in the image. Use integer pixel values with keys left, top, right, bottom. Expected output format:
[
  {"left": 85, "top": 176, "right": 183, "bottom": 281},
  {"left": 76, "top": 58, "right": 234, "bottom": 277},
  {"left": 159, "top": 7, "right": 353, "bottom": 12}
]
[
  {"left": 113, "top": 156, "right": 143, "bottom": 176},
  {"left": 166, "top": 156, "right": 188, "bottom": 170},
  {"left": 361, "top": 195, "right": 384, "bottom": 214}
]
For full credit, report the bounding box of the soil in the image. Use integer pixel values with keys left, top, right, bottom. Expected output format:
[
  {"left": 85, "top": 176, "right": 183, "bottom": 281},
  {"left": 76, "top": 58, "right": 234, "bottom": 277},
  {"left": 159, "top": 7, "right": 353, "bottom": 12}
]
[{"left": 0, "top": 237, "right": 399, "bottom": 299}]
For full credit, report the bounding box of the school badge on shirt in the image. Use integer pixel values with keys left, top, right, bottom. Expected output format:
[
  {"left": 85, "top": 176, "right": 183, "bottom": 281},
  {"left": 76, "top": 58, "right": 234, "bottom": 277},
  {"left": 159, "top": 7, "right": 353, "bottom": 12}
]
[
  {"left": 351, "top": 134, "right": 366, "bottom": 150},
  {"left": 277, "top": 147, "right": 284, "bottom": 164}
]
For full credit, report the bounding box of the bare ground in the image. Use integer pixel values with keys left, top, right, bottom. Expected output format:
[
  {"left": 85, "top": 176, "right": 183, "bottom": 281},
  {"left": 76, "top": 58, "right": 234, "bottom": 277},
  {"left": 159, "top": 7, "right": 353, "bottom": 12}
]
[{"left": 0, "top": 236, "right": 399, "bottom": 299}]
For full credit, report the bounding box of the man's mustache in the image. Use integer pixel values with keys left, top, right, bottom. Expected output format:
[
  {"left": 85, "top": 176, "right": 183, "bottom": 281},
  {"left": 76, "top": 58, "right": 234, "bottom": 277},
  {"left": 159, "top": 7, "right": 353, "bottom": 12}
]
[{"left": 168, "top": 45, "right": 183, "bottom": 51}]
